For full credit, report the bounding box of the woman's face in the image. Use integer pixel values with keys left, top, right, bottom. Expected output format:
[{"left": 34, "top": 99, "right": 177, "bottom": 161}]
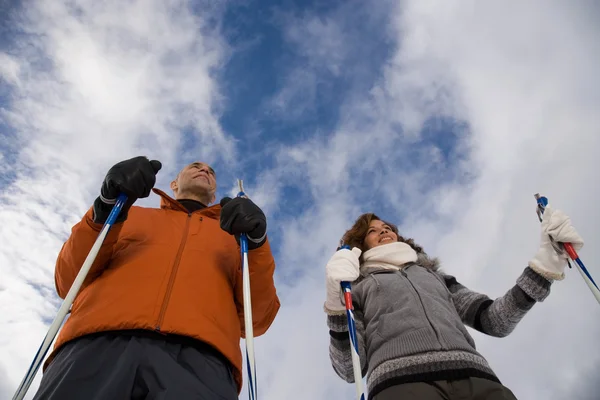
[{"left": 363, "top": 219, "right": 398, "bottom": 250}]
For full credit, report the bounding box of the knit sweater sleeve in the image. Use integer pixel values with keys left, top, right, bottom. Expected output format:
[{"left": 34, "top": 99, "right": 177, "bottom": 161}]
[
  {"left": 326, "top": 310, "right": 368, "bottom": 383},
  {"left": 442, "top": 266, "right": 553, "bottom": 337}
]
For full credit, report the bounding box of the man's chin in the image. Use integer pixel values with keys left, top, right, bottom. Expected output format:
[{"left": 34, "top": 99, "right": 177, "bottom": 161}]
[{"left": 190, "top": 183, "right": 215, "bottom": 195}]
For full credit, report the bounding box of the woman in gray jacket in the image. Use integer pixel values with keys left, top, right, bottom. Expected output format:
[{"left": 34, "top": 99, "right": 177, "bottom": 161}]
[{"left": 324, "top": 206, "right": 583, "bottom": 399}]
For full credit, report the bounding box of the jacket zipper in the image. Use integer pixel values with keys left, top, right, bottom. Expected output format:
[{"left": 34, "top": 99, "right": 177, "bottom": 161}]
[
  {"left": 155, "top": 212, "right": 192, "bottom": 332},
  {"left": 401, "top": 269, "right": 443, "bottom": 347}
]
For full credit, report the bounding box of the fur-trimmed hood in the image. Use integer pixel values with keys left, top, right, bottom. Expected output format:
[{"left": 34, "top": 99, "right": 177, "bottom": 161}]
[{"left": 415, "top": 251, "right": 441, "bottom": 271}]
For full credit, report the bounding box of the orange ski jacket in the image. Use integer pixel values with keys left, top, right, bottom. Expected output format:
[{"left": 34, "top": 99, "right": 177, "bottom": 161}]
[{"left": 44, "top": 188, "right": 280, "bottom": 393}]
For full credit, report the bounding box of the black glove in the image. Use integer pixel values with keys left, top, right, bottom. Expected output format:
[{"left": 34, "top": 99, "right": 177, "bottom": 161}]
[
  {"left": 219, "top": 196, "right": 267, "bottom": 249},
  {"left": 93, "top": 156, "right": 162, "bottom": 224}
]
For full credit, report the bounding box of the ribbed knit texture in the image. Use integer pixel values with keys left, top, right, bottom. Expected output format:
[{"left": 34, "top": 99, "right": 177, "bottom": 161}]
[{"left": 327, "top": 266, "right": 551, "bottom": 399}]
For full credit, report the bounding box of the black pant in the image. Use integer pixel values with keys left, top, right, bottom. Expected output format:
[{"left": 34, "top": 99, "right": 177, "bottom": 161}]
[
  {"left": 373, "top": 378, "right": 518, "bottom": 400},
  {"left": 33, "top": 332, "right": 238, "bottom": 400}
]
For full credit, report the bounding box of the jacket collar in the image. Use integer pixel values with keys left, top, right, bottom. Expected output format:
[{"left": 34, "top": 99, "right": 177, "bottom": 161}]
[
  {"left": 151, "top": 188, "right": 221, "bottom": 220},
  {"left": 358, "top": 251, "right": 441, "bottom": 279},
  {"left": 359, "top": 262, "right": 416, "bottom": 278}
]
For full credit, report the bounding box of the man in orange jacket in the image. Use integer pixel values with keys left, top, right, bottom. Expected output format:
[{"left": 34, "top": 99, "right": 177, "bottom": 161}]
[{"left": 33, "top": 156, "right": 280, "bottom": 400}]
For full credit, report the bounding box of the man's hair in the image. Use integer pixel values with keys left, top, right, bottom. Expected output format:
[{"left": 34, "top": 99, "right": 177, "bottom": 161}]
[{"left": 173, "top": 162, "right": 217, "bottom": 183}]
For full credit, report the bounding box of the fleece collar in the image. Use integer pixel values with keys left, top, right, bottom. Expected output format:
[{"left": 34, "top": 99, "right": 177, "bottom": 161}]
[
  {"left": 152, "top": 188, "right": 221, "bottom": 220},
  {"left": 358, "top": 242, "right": 441, "bottom": 278},
  {"left": 361, "top": 242, "right": 418, "bottom": 272}
]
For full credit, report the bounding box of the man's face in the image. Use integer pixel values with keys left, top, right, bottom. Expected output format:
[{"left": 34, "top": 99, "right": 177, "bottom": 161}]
[{"left": 171, "top": 162, "right": 217, "bottom": 203}]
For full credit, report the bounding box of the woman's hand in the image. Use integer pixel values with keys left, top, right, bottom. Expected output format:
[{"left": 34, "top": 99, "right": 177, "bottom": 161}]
[
  {"left": 529, "top": 205, "right": 584, "bottom": 280},
  {"left": 324, "top": 247, "right": 362, "bottom": 314}
]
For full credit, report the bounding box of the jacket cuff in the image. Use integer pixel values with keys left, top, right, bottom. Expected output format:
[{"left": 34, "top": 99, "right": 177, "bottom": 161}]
[
  {"left": 517, "top": 266, "right": 552, "bottom": 302},
  {"left": 327, "top": 313, "right": 349, "bottom": 332},
  {"left": 84, "top": 205, "right": 125, "bottom": 240}
]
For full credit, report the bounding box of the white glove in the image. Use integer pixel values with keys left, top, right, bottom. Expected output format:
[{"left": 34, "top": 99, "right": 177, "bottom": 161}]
[
  {"left": 529, "top": 205, "right": 584, "bottom": 281},
  {"left": 324, "top": 247, "right": 362, "bottom": 314}
]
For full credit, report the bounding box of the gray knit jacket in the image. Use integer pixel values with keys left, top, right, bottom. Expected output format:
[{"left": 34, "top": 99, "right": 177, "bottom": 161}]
[{"left": 327, "top": 255, "right": 552, "bottom": 399}]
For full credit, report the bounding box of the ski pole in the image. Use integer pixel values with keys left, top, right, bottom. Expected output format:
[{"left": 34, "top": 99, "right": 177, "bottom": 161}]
[
  {"left": 237, "top": 180, "right": 258, "bottom": 400},
  {"left": 12, "top": 193, "right": 128, "bottom": 400},
  {"left": 534, "top": 193, "right": 600, "bottom": 305},
  {"left": 340, "top": 245, "right": 365, "bottom": 400}
]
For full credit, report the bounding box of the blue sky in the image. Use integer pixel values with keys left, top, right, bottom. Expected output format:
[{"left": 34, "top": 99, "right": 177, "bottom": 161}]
[
  {"left": 215, "top": 0, "right": 401, "bottom": 208},
  {"left": 1, "top": 1, "right": 600, "bottom": 399}
]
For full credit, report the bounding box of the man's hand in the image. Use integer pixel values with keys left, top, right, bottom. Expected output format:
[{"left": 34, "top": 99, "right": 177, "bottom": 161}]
[
  {"left": 93, "top": 156, "right": 162, "bottom": 224},
  {"left": 219, "top": 197, "right": 267, "bottom": 250}
]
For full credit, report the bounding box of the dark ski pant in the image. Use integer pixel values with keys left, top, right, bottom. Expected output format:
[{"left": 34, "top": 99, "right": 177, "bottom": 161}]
[
  {"left": 33, "top": 332, "right": 238, "bottom": 400},
  {"left": 373, "top": 377, "right": 518, "bottom": 400}
]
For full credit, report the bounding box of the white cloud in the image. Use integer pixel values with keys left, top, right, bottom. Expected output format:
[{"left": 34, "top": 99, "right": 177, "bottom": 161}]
[
  {"left": 3, "top": 1, "right": 599, "bottom": 400},
  {"left": 246, "top": 1, "right": 600, "bottom": 399},
  {"left": 264, "top": 0, "right": 394, "bottom": 122},
  {"left": 0, "top": 53, "right": 21, "bottom": 86},
  {"left": 267, "top": 68, "right": 318, "bottom": 121},
  {"left": 0, "top": 0, "right": 231, "bottom": 398},
  {"left": 283, "top": 13, "right": 348, "bottom": 77}
]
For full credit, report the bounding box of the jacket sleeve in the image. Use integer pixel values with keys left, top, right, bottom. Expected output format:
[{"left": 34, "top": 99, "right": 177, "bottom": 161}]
[
  {"left": 54, "top": 205, "right": 124, "bottom": 299},
  {"left": 326, "top": 308, "right": 368, "bottom": 383},
  {"left": 442, "top": 266, "right": 553, "bottom": 337},
  {"left": 234, "top": 237, "right": 280, "bottom": 338}
]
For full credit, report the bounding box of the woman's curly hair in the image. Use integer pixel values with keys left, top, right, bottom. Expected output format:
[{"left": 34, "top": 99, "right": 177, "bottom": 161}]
[{"left": 340, "top": 213, "right": 439, "bottom": 270}]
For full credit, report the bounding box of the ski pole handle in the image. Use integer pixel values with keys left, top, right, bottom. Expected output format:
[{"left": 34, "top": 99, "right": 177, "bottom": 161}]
[
  {"left": 340, "top": 281, "right": 353, "bottom": 307},
  {"left": 339, "top": 245, "right": 365, "bottom": 400},
  {"left": 236, "top": 180, "right": 249, "bottom": 251},
  {"left": 562, "top": 242, "right": 579, "bottom": 262},
  {"left": 108, "top": 193, "right": 129, "bottom": 224},
  {"left": 534, "top": 193, "right": 600, "bottom": 305},
  {"left": 237, "top": 183, "right": 248, "bottom": 254},
  {"left": 534, "top": 193, "right": 580, "bottom": 260},
  {"left": 340, "top": 245, "right": 354, "bottom": 310},
  {"left": 339, "top": 250, "right": 355, "bottom": 313}
]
